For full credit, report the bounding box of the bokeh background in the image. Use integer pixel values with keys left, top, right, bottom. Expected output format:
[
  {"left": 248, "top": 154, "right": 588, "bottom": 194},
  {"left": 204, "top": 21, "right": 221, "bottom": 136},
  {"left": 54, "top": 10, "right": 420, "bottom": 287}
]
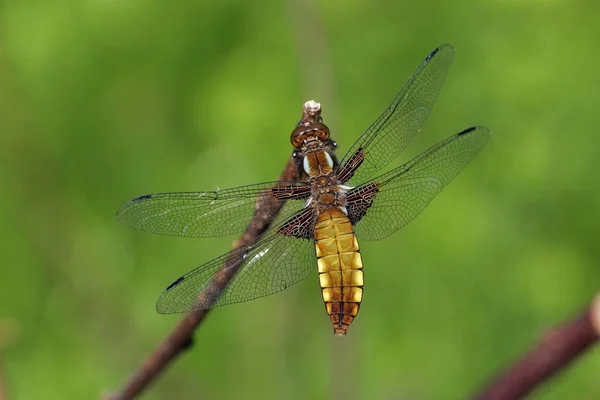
[{"left": 2, "top": 1, "right": 600, "bottom": 399}]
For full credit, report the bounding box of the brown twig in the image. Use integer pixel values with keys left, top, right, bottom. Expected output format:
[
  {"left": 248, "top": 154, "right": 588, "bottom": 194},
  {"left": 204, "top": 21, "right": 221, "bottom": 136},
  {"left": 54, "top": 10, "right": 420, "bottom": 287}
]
[
  {"left": 473, "top": 292, "right": 600, "bottom": 400},
  {"left": 107, "top": 105, "right": 322, "bottom": 400}
]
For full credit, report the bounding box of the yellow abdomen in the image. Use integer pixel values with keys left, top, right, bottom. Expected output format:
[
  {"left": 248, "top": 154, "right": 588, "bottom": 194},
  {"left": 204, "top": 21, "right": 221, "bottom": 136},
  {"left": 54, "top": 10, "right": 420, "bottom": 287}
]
[{"left": 314, "top": 207, "right": 364, "bottom": 336}]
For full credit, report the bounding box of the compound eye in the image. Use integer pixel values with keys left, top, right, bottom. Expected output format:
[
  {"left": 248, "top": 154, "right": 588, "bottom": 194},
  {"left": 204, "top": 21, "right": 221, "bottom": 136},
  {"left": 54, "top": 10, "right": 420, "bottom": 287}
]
[
  {"left": 290, "top": 127, "right": 305, "bottom": 148},
  {"left": 312, "top": 123, "right": 330, "bottom": 140},
  {"left": 317, "top": 130, "right": 329, "bottom": 140}
]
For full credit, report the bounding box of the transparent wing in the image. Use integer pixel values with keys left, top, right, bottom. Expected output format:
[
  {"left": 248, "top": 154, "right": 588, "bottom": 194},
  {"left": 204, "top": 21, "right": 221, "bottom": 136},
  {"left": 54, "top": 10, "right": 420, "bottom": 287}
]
[
  {"left": 156, "top": 209, "right": 317, "bottom": 313},
  {"left": 338, "top": 44, "right": 455, "bottom": 186},
  {"left": 348, "top": 126, "right": 490, "bottom": 241},
  {"left": 116, "top": 181, "right": 310, "bottom": 238}
]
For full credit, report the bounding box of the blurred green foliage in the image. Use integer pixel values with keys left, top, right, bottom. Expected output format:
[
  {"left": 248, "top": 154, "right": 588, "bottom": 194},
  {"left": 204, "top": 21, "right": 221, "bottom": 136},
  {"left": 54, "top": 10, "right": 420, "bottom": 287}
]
[{"left": 1, "top": 0, "right": 600, "bottom": 399}]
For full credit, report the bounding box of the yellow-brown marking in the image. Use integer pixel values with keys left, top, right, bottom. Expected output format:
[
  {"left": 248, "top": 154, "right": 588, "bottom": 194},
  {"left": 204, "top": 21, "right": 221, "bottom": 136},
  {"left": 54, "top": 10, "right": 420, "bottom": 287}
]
[
  {"left": 314, "top": 207, "right": 363, "bottom": 335},
  {"left": 304, "top": 151, "right": 334, "bottom": 177}
]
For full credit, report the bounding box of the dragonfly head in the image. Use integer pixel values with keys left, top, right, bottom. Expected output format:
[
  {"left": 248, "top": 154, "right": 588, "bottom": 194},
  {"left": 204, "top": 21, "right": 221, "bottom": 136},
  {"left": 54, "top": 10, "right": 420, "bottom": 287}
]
[
  {"left": 291, "top": 123, "right": 330, "bottom": 149},
  {"left": 291, "top": 100, "right": 330, "bottom": 149}
]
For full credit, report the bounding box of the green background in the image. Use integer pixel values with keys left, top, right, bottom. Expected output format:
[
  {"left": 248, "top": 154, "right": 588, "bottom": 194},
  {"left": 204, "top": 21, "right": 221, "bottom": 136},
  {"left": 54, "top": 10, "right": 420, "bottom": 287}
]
[{"left": 2, "top": 1, "right": 600, "bottom": 399}]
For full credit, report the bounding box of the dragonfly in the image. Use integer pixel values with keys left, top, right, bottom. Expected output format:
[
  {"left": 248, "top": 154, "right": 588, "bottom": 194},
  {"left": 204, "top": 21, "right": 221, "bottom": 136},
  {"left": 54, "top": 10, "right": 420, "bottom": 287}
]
[{"left": 117, "top": 44, "right": 490, "bottom": 336}]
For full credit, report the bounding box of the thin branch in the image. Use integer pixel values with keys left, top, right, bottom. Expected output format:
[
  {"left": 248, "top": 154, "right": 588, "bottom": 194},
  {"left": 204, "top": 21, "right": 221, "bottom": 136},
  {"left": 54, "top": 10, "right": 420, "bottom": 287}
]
[
  {"left": 107, "top": 105, "right": 322, "bottom": 400},
  {"left": 472, "top": 292, "right": 600, "bottom": 400}
]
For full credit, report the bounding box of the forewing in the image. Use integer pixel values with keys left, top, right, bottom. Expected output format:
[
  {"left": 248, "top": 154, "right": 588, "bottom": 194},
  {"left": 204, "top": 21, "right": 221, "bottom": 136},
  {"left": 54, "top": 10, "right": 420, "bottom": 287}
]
[
  {"left": 156, "top": 209, "right": 317, "bottom": 312},
  {"left": 349, "top": 126, "right": 490, "bottom": 241},
  {"left": 116, "top": 181, "right": 310, "bottom": 238},
  {"left": 338, "top": 44, "right": 455, "bottom": 186}
]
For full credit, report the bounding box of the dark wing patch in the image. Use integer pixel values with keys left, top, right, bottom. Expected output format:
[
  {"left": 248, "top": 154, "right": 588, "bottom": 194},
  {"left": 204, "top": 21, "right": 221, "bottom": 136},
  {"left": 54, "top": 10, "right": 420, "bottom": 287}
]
[
  {"left": 278, "top": 207, "right": 315, "bottom": 239},
  {"left": 346, "top": 183, "right": 379, "bottom": 225},
  {"left": 337, "top": 148, "right": 365, "bottom": 184}
]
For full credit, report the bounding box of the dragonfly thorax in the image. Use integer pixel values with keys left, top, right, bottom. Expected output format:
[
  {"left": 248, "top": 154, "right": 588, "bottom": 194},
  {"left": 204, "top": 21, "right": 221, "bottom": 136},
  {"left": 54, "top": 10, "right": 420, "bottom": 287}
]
[
  {"left": 302, "top": 148, "right": 335, "bottom": 177},
  {"left": 306, "top": 168, "right": 348, "bottom": 211},
  {"left": 311, "top": 187, "right": 347, "bottom": 209}
]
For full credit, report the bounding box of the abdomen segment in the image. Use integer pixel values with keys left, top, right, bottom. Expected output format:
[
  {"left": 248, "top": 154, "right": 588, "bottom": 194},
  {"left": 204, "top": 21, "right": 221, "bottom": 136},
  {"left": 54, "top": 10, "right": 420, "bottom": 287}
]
[{"left": 314, "top": 207, "right": 363, "bottom": 336}]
